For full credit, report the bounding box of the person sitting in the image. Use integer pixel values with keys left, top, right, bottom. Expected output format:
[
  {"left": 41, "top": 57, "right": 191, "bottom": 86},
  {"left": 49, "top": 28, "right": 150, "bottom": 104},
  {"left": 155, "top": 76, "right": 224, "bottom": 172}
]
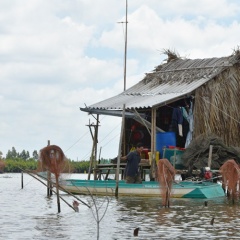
[{"left": 121, "top": 142, "right": 144, "bottom": 184}]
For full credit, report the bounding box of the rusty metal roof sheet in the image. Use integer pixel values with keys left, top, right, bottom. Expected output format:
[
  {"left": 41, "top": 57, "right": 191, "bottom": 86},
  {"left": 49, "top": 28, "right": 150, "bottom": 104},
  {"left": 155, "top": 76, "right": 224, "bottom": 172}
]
[{"left": 82, "top": 54, "right": 240, "bottom": 113}]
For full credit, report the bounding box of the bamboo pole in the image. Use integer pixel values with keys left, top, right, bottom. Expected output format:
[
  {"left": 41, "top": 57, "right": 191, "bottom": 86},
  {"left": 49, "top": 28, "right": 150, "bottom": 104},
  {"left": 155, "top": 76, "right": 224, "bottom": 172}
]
[
  {"left": 47, "top": 140, "right": 53, "bottom": 196},
  {"left": 55, "top": 175, "right": 61, "bottom": 213},
  {"left": 116, "top": 0, "right": 128, "bottom": 196},
  {"left": 51, "top": 153, "right": 61, "bottom": 213},
  {"left": 93, "top": 114, "right": 99, "bottom": 180},
  {"left": 35, "top": 171, "right": 90, "bottom": 208},
  {"left": 20, "top": 169, "right": 79, "bottom": 211},
  {"left": 21, "top": 171, "right": 24, "bottom": 189},
  {"left": 88, "top": 121, "right": 98, "bottom": 180},
  {"left": 150, "top": 108, "right": 156, "bottom": 180},
  {"left": 116, "top": 104, "right": 126, "bottom": 197},
  {"left": 123, "top": 0, "right": 128, "bottom": 92},
  {"left": 208, "top": 145, "right": 213, "bottom": 168}
]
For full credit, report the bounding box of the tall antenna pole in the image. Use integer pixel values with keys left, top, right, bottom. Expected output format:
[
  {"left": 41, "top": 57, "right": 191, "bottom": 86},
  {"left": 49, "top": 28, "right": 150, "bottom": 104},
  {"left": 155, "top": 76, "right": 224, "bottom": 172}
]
[
  {"left": 116, "top": 0, "right": 128, "bottom": 197},
  {"left": 123, "top": 0, "right": 128, "bottom": 91}
]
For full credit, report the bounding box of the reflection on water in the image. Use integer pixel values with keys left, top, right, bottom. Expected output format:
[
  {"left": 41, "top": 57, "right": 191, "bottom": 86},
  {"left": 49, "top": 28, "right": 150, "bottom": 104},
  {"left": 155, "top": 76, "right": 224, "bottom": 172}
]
[{"left": 1, "top": 173, "right": 240, "bottom": 239}]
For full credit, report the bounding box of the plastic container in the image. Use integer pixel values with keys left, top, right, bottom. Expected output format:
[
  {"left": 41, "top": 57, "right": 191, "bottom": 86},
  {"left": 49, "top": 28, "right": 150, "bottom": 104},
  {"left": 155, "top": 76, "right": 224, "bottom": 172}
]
[
  {"left": 156, "top": 132, "right": 176, "bottom": 156},
  {"left": 148, "top": 151, "right": 160, "bottom": 165},
  {"left": 162, "top": 148, "right": 185, "bottom": 169},
  {"left": 142, "top": 148, "right": 150, "bottom": 159}
]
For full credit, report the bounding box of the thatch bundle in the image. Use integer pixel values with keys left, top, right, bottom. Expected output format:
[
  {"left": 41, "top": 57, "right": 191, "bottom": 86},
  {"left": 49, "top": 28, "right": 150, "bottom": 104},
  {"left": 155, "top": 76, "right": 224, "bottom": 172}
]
[
  {"left": 161, "top": 49, "right": 180, "bottom": 63},
  {"left": 193, "top": 63, "right": 240, "bottom": 148}
]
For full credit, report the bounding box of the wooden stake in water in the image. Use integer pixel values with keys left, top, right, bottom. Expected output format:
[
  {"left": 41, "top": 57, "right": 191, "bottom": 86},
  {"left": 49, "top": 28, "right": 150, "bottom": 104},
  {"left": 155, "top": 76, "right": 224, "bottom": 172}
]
[
  {"left": 47, "top": 140, "right": 53, "bottom": 197},
  {"left": 55, "top": 173, "right": 61, "bottom": 213},
  {"left": 21, "top": 171, "right": 24, "bottom": 189}
]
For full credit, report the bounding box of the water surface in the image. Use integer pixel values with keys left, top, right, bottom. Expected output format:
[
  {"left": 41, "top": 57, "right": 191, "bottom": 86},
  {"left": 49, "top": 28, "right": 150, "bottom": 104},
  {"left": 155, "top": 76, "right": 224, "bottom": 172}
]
[{"left": 1, "top": 173, "right": 240, "bottom": 239}]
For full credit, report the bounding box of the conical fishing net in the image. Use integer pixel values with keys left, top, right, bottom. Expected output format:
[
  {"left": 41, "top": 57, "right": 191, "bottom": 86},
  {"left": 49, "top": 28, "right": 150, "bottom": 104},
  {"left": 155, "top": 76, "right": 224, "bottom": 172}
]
[
  {"left": 38, "top": 145, "right": 67, "bottom": 178},
  {"left": 220, "top": 159, "right": 240, "bottom": 199},
  {"left": 157, "top": 159, "right": 176, "bottom": 207}
]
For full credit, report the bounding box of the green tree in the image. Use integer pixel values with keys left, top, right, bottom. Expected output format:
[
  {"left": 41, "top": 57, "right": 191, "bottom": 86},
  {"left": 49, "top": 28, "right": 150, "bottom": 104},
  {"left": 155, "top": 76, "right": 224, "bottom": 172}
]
[
  {"left": 11, "top": 147, "right": 17, "bottom": 158},
  {"left": 6, "top": 147, "right": 18, "bottom": 159},
  {"left": 19, "top": 150, "right": 28, "bottom": 160},
  {"left": 32, "top": 150, "right": 38, "bottom": 160},
  {"left": 26, "top": 151, "right": 30, "bottom": 159}
]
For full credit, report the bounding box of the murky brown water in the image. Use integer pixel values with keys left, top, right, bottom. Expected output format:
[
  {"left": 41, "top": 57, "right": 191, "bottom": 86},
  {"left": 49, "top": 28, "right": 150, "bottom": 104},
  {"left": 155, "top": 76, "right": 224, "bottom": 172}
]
[{"left": 1, "top": 173, "right": 240, "bottom": 239}]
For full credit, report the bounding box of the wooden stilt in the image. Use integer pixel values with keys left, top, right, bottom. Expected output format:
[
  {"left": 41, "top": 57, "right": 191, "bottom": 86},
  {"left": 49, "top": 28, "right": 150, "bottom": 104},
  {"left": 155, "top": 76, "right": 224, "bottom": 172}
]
[
  {"left": 116, "top": 104, "right": 126, "bottom": 197},
  {"left": 56, "top": 176, "right": 61, "bottom": 213},
  {"left": 21, "top": 171, "right": 24, "bottom": 189},
  {"left": 47, "top": 140, "right": 53, "bottom": 197}
]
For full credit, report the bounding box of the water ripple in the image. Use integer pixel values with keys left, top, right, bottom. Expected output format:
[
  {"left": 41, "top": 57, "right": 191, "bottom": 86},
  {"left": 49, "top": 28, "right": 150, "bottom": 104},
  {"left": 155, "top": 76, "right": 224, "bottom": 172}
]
[{"left": 1, "top": 173, "right": 240, "bottom": 239}]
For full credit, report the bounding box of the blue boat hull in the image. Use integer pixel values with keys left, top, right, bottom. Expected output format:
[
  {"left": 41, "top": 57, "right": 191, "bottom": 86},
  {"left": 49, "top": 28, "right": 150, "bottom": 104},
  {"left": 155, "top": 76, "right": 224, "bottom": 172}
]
[{"left": 59, "top": 179, "right": 225, "bottom": 198}]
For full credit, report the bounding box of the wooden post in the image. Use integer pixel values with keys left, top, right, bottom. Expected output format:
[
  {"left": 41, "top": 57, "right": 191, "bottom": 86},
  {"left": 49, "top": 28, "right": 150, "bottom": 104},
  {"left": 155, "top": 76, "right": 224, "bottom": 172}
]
[
  {"left": 116, "top": 104, "right": 126, "bottom": 197},
  {"left": 21, "top": 171, "right": 24, "bottom": 189},
  {"left": 47, "top": 140, "right": 53, "bottom": 196},
  {"left": 88, "top": 120, "right": 98, "bottom": 180},
  {"left": 150, "top": 107, "right": 156, "bottom": 180},
  {"left": 56, "top": 175, "right": 61, "bottom": 213},
  {"left": 93, "top": 115, "right": 99, "bottom": 180},
  {"left": 208, "top": 145, "right": 213, "bottom": 168}
]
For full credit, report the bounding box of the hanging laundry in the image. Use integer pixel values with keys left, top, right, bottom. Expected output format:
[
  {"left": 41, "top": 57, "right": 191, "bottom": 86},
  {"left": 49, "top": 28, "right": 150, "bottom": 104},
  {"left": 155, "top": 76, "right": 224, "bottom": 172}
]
[
  {"left": 169, "top": 107, "right": 183, "bottom": 134},
  {"left": 169, "top": 106, "right": 189, "bottom": 148},
  {"left": 185, "top": 101, "right": 194, "bottom": 148}
]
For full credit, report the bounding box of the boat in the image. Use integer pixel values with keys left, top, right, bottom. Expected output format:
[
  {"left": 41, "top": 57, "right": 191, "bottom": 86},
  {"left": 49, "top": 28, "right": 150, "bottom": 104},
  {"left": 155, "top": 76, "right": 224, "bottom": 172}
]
[{"left": 59, "top": 178, "right": 225, "bottom": 199}]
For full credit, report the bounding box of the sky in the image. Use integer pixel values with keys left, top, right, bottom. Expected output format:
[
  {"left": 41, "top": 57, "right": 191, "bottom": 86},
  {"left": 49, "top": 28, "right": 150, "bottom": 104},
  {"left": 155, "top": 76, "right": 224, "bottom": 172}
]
[{"left": 1, "top": 0, "right": 240, "bottom": 161}]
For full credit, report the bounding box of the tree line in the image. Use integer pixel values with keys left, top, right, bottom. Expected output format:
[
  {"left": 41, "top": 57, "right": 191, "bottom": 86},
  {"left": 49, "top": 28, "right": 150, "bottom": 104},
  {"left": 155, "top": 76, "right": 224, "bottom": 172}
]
[
  {"left": 0, "top": 147, "right": 90, "bottom": 173},
  {"left": 0, "top": 147, "right": 38, "bottom": 160}
]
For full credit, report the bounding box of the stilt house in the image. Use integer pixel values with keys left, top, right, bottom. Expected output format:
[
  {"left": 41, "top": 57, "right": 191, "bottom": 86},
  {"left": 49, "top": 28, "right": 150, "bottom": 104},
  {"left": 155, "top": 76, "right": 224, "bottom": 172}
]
[{"left": 80, "top": 49, "right": 240, "bottom": 171}]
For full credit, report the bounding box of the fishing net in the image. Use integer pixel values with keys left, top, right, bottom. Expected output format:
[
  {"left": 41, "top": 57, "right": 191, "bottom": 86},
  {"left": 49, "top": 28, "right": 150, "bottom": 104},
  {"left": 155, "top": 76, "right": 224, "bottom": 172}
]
[
  {"left": 220, "top": 159, "right": 240, "bottom": 200},
  {"left": 182, "top": 133, "right": 240, "bottom": 173},
  {"left": 38, "top": 145, "right": 67, "bottom": 178},
  {"left": 157, "top": 159, "right": 176, "bottom": 207}
]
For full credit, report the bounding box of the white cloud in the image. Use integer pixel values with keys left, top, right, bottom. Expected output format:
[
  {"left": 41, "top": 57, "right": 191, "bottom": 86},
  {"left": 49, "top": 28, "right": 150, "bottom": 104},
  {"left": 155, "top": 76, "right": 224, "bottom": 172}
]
[{"left": 0, "top": 0, "right": 240, "bottom": 160}]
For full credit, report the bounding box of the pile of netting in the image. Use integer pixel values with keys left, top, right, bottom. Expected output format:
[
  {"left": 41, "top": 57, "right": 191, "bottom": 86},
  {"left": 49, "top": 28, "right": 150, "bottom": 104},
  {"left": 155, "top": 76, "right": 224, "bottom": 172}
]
[
  {"left": 182, "top": 133, "right": 240, "bottom": 173},
  {"left": 220, "top": 159, "right": 240, "bottom": 200},
  {"left": 38, "top": 145, "right": 68, "bottom": 178},
  {"left": 157, "top": 159, "right": 176, "bottom": 207}
]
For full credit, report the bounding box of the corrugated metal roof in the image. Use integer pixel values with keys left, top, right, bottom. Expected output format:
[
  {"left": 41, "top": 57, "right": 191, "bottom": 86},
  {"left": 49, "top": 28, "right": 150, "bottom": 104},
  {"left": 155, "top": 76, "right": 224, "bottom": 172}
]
[{"left": 82, "top": 54, "right": 240, "bottom": 112}]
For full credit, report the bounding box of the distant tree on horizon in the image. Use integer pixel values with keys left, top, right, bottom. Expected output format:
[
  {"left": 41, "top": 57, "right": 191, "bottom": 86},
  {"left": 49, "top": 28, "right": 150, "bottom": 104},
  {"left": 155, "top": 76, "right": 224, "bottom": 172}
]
[
  {"left": 6, "top": 147, "right": 17, "bottom": 159},
  {"left": 32, "top": 150, "right": 39, "bottom": 160}
]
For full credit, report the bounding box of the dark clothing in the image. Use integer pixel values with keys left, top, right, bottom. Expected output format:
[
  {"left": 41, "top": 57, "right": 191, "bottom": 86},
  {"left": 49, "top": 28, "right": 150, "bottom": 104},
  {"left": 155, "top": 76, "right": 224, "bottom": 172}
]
[
  {"left": 125, "top": 175, "right": 142, "bottom": 184},
  {"left": 124, "top": 151, "right": 141, "bottom": 182},
  {"left": 169, "top": 107, "right": 189, "bottom": 148},
  {"left": 171, "top": 107, "right": 183, "bottom": 126}
]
